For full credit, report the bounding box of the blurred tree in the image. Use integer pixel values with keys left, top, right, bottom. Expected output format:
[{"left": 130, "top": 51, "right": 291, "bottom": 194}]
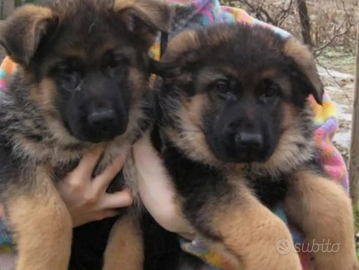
[
  {"left": 349, "top": 0, "right": 359, "bottom": 214},
  {"left": 296, "top": 0, "right": 313, "bottom": 47}
]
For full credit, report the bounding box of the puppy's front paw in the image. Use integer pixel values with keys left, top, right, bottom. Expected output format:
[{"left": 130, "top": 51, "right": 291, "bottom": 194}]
[{"left": 270, "top": 248, "right": 302, "bottom": 270}]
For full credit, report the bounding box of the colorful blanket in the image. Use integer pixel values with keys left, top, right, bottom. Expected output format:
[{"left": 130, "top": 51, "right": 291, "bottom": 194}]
[{"left": 0, "top": 1, "right": 349, "bottom": 270}]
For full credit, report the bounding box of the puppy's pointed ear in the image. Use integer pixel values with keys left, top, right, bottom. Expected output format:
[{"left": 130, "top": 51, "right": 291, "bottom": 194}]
[
  {"left": 0, "top": 4, "right": 56, "bottom": 65},
  {"left": 283, "top": 37, "right": 323, "bottom": 105},
  {"left": 112, "top": 0, "right": 173, "bottom": 49}
]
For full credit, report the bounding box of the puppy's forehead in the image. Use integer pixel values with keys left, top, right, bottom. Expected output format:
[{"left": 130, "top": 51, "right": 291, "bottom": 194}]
[
  {"left": 163, "top": 27, "right": 234, "bottom": 60},
  {"left": 39, "top": 3, "right": 140, "bottom": 65},
  {"left": 165, "top": 24, "right": 286, "bottom": 66},
  {"left": 53, "top": 37, "right": 136, "bottom": 62},
  {"left": 196, "top": 66, "right": 289, "bottom": 91}
]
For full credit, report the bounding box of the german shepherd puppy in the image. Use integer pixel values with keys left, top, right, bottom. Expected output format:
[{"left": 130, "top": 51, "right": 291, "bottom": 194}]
[
  {"left": 0, "top": 0, "right": 171, "bottom": 269},
  {"left": 153, "top": 23, "right": 358, "bottom": 270}
]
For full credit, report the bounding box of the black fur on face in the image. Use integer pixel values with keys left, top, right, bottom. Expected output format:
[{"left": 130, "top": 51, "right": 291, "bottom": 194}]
[
  {"left": 155, "top": 23, "right": 323, "bottom": 166},
  {"left": 47, "top": 39, "right": 140, "bottom": 143},
  {"left": 202, "top": 75, "right": 283, "bottom": 163},
  {"left": 0, "top": 0, "right": 171, "bottom": 143}
]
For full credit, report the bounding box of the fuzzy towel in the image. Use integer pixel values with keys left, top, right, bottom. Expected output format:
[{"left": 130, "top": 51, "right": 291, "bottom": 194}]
[{"left": 0, "top": 1, "right": 349, "bottom": 270}]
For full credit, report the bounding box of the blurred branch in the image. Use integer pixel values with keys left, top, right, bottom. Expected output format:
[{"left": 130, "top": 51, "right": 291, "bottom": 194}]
[
  {"left": 314, "top": 21, "right": 359, "bottom": 57},
  {"left": 235, "top": 0, "right": 276, "bottom": 25},
  {"left": 226, "top": 0, "right": 358, "bottom": 57},
  {"left": 233, "top": 0, "right": 296, "bottom": 27},
  {"left": 314, "top": 0, "right": 359, "bottom": 57},
  {"left": 275, "top": 0, "right": 294, "bottom": 26},
  {"left": 315, "top": 59, "right": 353, "bottom": 106}
]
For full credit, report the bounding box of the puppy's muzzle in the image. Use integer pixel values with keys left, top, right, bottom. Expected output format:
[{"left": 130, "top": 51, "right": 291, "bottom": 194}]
[
  {"left": 87, "top": 109, "right": 116, "bottom": 129},
  {"left": 235, "top": 132, "right": 263, "bottom": 151}
]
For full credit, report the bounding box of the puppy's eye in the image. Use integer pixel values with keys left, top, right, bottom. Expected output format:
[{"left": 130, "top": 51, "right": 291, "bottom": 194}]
[
  {"left": 107, "top": 57, "right": 122, "bottom": 69},
  {"left": 260, "top": 79, "right": 280, "bottom": 98},
  {"left": 264, "top": 86, "right": 279, "bottom": 97},
  {"left": 58, "top": 64, "right": 75, "bottom": 76},
  {"left": 214, "top": 79, "right": 230, "bottom": 94},
  {"left": 103, "top": 50, "right": 125, "bottom": 70},
  {"left": 56, "top": 58, "right": 81, "bottom": 77}
]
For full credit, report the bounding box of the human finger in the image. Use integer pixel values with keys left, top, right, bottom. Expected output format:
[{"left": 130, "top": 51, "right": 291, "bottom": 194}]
[
  {"left": 93, "top": 151, "right": 128, "bottom": 192},
  {"left": 100, "top": 210, "right": 120, "bottom": 219},
  {"left": 71, "top": 148, "right": 103, "bottom": 181},
  {"left": 99, "top": 188, "right": 133, "bottom": 209}
]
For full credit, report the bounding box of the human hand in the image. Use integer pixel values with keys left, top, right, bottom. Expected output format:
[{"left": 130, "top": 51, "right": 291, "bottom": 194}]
[
  {"left": 133, "top": 131, "right": 195, "bottom": 240},
  {"left": 58, "top": 148, "right": 133, "bottom": 227}
]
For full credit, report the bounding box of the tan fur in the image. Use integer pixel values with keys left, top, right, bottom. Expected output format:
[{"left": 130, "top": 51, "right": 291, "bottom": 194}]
[
  {"left": 160, "top": 33, "right": 319, "bottom": 174},
  {"left": 32, "top": 78, "right": 59, "bottom": 117},
  {"left": 162, "top": 30, "right": 200, "bottom": 62},
  {"left": 129, "top": 67, "right": 147, "bottom": 99},
  {"left": 195, "top": 68, "right": 229, "bottom": 93},
  {"left": 260, "top": 69, "right": 292, "bottom": 98},
  {"left": 282, "top": 37, "right": 323, "bottom": 103},
  {"left": 8, "top": 82, "right": 147, "bottom": 167},
  {"left": 6, "top": 166, "right": 72, "bottom": 270},
  {"left": 182, "top": 94, "right": 206, "bottom": 128},
  {"left": 162, "top": 88, "right": 315, "bottom": 176},
  {"left": 112, "top": 0, "right": 171, "bottom": 32},
  {"left": 209, "top": 179, "right": 301, "bottom": 270},
  {"left": 285, "top": 170, "right": 358, "bottom": 270},
  {"left": 0, "top": 0, "right": 173, "bottom": 269},
  {"left": 103, "top": 211, "right": 143, "bottom": 270},
  {"left": 248, "top": 103, "right": 314, "bottom": 176},
  {"left": 159, "top": 68, "right": 224, "bottom": 166},
  {"left": 163, "top": 103, "right": 221, "bottom": 167},
  {"left": 0, "top": 5, "right": 53, "bottom": 65},
  {"left": 158, "top": 23, "right": 357, "bottom": 270},
  {"left": 112, "top": 0, "right": 172, "bottom": 48}
]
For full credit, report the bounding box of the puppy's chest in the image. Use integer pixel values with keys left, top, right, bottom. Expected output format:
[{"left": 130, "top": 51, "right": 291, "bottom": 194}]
[
  {"left": 161, "top": 144, "right": 232, "bottom": 203},
  {"left": 245, "top": 172, "right": 289, "bottom": 210},
  {"left": 52, "top": 143, "right": 131, "bottom": 193},
  {"left": 161, "top": 143, "right": 290, "bottom": 211}
]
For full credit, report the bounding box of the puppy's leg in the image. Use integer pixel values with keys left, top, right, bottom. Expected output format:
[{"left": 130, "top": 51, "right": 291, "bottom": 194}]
[
  {"left": 207, "top": 182, "right": 301, "bottom": 270},
  {"left": 285, "top": 170, "right": 358, "bottom": 270},
  {"left": 103, "top": 211, "right": 143, "bottom": 270},
  {"left": 4, "top": 175, "right": 72, "bottom": 270}
]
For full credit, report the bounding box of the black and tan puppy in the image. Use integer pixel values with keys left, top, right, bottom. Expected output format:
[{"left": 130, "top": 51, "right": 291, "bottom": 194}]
[
  {"left": 0, "top": 0, "right": 171, "bottom": 269},
  {"left": 153, "top": 23, "right": 358, "bottom": 270}
]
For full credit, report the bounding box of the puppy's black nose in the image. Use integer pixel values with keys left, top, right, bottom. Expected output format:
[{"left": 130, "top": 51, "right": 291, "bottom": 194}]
[
  {"left": 235, "top": 132, "right": 263, "bottom": 150},
  {"left": 87, "top": 109, "right": 116, "bottom": 127}
]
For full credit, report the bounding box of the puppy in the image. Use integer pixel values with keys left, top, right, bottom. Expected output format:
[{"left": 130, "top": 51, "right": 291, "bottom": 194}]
[
  {"left": 0, "top": 0, "right": 171, "bottom": 269},
  {"left": 152, "top": 22, "right": 358, "bottom": 270}
]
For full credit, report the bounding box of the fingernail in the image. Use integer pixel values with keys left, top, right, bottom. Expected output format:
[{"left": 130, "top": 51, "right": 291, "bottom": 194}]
[{"left": 123, "top": 189, "right": 133, "bottom": 204}]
